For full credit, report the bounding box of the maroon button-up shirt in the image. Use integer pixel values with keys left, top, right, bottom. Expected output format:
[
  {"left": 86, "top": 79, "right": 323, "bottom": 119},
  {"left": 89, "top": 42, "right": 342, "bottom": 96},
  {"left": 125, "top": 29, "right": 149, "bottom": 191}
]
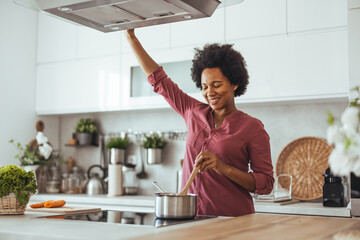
[{"left": 148, "top": 67, "right": 274, "bottom": 216}]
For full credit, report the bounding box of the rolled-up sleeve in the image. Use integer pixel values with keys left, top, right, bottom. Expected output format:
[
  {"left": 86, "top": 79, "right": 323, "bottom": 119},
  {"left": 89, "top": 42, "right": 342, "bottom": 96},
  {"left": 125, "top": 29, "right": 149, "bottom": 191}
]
[
  {"left": 248, "top": 127, "right": 274, "bottom": 195},
  {"left": 147, "top": 66, "right": 200, "bottom": 117}
]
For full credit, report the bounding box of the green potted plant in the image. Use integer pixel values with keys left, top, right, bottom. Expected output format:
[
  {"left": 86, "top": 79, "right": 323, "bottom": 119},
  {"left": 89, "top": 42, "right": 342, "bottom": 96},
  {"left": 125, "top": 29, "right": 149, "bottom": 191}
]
[
  {"left": 141, "top": 133, "right": 166, "bottom": 164},
  {"left": 9, "top": 139, "right": 49, "bottom": 176},
  {"left": 75, "top": 118, "right": 97, "bottom": 145},
  {"left": 0, "top": 165, "right": 37, "bottom": 215},
  {"left": 106, "top": 136, "right": 130, "bottom": 165}
]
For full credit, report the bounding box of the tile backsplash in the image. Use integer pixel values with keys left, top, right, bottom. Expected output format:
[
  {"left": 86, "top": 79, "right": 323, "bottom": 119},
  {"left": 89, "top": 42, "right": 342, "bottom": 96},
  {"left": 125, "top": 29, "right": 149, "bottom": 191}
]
[{"left": 59, "top": 101, "right": 348, "bottom": 195}]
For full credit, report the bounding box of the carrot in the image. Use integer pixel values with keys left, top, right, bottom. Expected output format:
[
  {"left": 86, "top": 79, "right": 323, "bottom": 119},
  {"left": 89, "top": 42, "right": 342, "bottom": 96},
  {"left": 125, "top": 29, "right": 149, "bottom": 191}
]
[
  {"left": 45, "top": 216, "right": 66, "bottom": 219},
  {"left": 44, "top": 200, "right": 66, "bottom": 208},
  {"left": 30, "top": 201, "right": 48, "bottom": 208}
]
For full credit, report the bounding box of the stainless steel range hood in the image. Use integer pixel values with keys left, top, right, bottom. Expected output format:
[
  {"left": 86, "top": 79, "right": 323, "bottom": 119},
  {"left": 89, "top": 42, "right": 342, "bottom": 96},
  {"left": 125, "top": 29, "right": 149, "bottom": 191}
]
[{"left": 15, "top": 0, "right": 223, "bottom": 32}]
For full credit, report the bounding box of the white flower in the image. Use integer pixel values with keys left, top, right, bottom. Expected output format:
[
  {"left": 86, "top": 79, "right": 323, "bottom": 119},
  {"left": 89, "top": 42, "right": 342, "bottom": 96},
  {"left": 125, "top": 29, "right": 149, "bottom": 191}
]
[
  {"left": 39, "top": 143, "right": 53, "bottom": 160},
  {"left": 328, "top": 136, "right": 360, "bottom": 177},
  {"left": 329, "top": 145, "right": 349, "bottom": 176},
  {"left": 327, "top": 125, "right": 346, "bottom": 145},
  {"left": 341, "top": 107, "right": 360, "bottom": 136},
  {"left": 36, "top": 131, "right": 53, "bottom": 159},
  {"left": 36, "top": 132, "right": 49, "bottom": 145}
]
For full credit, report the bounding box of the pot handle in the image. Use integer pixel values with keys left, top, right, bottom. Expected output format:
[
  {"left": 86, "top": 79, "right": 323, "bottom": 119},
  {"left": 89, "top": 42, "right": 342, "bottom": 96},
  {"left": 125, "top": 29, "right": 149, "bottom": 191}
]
[{"left": 87, "top": 164, "right": 104, "bottom": 179}]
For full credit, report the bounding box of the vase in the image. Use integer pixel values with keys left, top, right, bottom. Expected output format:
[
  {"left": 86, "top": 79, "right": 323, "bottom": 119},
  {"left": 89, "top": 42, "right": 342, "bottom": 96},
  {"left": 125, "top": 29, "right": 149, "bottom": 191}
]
[
  {"left": 23, "top": 165, "right": 40, "bottom": 176},
  {"left": 145, "top": 148, "right": 162, "bottom": 165},
  {"left": 109, "top": 148, "right": 126, "bottom": 165},
  {"left": 76, "top": 132, "right": 93, "bottom": 145}
]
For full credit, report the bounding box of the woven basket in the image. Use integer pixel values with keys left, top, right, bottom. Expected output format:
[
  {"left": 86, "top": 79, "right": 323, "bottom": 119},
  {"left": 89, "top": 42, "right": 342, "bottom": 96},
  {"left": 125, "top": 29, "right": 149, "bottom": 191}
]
[
  {"left": 0, "top": 193, "right": 26, "bottom": 215},
  {"left": 276, "top": 137, "right": 333, "bottom": 200}
]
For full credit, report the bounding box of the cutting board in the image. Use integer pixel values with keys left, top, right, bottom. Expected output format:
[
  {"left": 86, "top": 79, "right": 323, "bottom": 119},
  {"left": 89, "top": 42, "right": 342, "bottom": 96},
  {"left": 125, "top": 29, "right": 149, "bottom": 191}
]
[{"left": 26, "top": 206, "right": 101, "bottom": 213}]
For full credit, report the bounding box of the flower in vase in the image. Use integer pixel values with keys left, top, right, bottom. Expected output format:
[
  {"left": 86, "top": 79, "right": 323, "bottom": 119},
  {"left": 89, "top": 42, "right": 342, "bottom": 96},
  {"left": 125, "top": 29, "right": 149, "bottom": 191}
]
[{"left": 327, "top": 87, "right": 360, "bottom": 176}]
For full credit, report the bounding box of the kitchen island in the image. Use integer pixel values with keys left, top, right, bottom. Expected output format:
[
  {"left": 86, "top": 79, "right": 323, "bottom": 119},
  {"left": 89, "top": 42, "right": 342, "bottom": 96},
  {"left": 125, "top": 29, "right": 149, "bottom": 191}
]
[{"left": 0, "top": 211, "right": 359, "bottom": 240}]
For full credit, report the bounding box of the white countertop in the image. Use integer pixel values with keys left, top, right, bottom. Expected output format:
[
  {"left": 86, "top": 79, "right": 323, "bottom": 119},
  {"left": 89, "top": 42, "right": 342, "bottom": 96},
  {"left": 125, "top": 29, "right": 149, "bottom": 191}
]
[
  {"left": 254, "top": 199, "right": 351, "bottom": 217},
  {"left": 1, "top": 194, "right": 351, "bottom": 239},
  {"left": 0, "top": 211, "right": 223, "bottom": 240},
  {"left": 29, "top": 194, "right": 351, "bottom": 217}
]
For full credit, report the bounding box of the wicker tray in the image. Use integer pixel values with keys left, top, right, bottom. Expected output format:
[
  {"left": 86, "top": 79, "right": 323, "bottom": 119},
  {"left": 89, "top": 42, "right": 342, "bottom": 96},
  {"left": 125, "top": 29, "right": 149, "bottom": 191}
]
[
  {"left": 0, "top": 193, "right": 26, "bottom": 215},
  {"left": 276, "top": 137, "right": 333, "bottom": 200}
]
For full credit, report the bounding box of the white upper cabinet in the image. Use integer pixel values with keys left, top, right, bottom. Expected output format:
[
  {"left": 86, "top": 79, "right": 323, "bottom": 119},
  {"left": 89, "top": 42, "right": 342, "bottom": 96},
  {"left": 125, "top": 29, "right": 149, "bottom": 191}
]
[
  {"left": 287, "top": 0, "right": 347, "bottom": 32},
  {"left": 77, "top": 26, "right": 121, "bottom": 59},
  {"left": 170, "top": 7, "right": 225, "bottom": 48},
  {"left": 120, "top": 46, "right": 204, "bottom": 110},
  {"left": 36, "top": 56, "right": 121, "bottom": 114},
  {"left": 235, "top": 30, "right": 348, "bottom": 102},
  {"left": 35, "top": 0, "right": 350, "bottom": 114},
  {"left": 225, "top": 0, "right": 287, "bottom": 40},
  {"left": 348, "top": 7, "right": 360, "bottom": 99},
  {"left": 37, "top": 13, "right": 78, "bottom": 63},
  {"left": 121, "top": 24, "right": 170, "bottom": 54}
]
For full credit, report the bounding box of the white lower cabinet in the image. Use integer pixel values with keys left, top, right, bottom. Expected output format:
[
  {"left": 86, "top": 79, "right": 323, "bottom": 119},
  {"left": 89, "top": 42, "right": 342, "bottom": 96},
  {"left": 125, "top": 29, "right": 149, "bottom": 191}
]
[{"left": 36, "top": 56, "right": 121, "bottom": 114}]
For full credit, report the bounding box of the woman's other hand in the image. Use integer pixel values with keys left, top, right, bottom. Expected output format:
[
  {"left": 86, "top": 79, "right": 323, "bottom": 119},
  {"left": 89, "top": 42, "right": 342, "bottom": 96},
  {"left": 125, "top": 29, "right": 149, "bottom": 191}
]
[{"left": 195, "top": 150, "right": 228, "bottom": 174}]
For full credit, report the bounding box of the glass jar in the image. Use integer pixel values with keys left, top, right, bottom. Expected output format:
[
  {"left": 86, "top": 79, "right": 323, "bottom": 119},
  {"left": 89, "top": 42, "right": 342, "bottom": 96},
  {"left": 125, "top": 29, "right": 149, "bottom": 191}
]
[
  {"left": 60, "top": 173, "right": 69, "bottom": 193},
  {"left": 46, "top": 180, "right": 60, "bottom": 193},
  {"left": 67, "top": 166, "right": 85, "bottom": 194},
  {"left": 122, "top": 166, "right": 138, "bottom": 195}
]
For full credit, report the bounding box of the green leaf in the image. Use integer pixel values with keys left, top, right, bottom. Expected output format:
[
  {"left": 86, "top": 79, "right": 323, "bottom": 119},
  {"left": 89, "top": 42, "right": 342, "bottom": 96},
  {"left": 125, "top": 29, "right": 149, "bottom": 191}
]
[
  {"left": 351, "top": 86, "right": 360, "bottom": 93},
  {"left": 0, "top": 165, "right": 37, "bottom": 205},
  {"left": 141, "top": 133, "right": 166, "bottom": 149},
  {"left": 106, "top": 137, "right": 130, "bottom": 149},
  {"left": 350, "top": 97, "right": 360, "bottom": 107},
  {"left": 344, "top": 138, "right": 353, "bottom": 151},
  {"left": 75, "top": 118, "right": 97, "bottom": 133},
  {"left": 327, "top": 112, "right": 335, "bottom": 126}
]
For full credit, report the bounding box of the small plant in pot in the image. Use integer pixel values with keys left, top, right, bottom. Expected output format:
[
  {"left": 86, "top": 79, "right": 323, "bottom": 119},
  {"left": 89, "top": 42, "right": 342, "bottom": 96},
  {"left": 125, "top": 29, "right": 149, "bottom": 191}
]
[
  {"left": 141, "top": 133, "right": 166, "bottom": 165},
  {"left": 75, "top": 118, "right": 97, "bottom": 145},
  {"left": 0, "top": 165, "right": 37, "bottom": 215},
  {"left": 9, "top": 139, "right": 48, "bottom": 167},
  {"left": 106, "top": 136, "right": 130, "bottom": 165}
]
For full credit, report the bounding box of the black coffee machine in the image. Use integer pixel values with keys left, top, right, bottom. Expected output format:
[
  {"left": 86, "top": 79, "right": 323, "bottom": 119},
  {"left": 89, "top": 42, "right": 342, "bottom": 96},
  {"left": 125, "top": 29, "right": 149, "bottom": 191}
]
[{"left": 323, "top": 168, "right": 349, "bottom": 207}]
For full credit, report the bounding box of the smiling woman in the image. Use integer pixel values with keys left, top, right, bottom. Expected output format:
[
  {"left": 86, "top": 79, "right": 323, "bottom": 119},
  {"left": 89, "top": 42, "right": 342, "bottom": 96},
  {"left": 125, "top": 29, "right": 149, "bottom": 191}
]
[{"left": 125, "top": 29, "right": 274, "bottom": 217}]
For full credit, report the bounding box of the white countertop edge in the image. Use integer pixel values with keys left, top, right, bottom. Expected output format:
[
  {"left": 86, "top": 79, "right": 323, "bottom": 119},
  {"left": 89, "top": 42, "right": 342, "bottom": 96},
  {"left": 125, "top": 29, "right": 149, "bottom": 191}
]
[
  {"left": 29, "top": 194, "right": 351, "bottom": 218},
  {"left": 254, "top": 201, "right": 351, "bottom": 217}
]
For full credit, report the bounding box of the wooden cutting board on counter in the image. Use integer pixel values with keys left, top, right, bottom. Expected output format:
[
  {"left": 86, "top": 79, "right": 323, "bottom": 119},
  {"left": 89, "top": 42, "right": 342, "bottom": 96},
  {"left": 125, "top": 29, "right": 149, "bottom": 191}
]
[{"left": 26, "top": 206, "right": 101, "bottom": 213}]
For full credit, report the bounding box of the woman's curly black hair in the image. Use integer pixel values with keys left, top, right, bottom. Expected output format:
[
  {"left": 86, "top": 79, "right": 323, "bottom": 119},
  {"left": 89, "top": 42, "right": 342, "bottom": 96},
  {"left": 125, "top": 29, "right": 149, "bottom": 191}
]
[{"left": 191, "top": 43, "right": 249, "bottom": 97}]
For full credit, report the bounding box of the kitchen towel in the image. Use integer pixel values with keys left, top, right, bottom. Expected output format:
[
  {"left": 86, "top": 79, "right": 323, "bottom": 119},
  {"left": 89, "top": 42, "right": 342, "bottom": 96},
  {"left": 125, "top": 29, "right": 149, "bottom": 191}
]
[{"left": 108, "top": 164, "right": 124, "bottom": 196}]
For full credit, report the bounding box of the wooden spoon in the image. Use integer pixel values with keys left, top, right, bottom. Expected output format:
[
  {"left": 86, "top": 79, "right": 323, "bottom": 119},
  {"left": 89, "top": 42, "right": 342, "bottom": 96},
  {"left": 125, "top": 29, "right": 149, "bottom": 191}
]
[{"left": 177, "top": 164, "right": 201, "bottom": 196}]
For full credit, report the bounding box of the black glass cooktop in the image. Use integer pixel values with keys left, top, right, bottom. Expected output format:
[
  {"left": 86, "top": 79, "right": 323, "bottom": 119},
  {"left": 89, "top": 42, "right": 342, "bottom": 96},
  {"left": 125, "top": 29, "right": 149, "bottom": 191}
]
[{"left": 37, "top": 210, "right": 216, "bottom": 228}]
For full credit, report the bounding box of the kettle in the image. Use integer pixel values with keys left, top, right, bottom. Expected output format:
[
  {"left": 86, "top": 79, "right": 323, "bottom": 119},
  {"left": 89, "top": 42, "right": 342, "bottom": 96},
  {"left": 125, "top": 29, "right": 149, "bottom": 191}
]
[{"left": 86, "top": 165, "right": 105, "bottom": 195}]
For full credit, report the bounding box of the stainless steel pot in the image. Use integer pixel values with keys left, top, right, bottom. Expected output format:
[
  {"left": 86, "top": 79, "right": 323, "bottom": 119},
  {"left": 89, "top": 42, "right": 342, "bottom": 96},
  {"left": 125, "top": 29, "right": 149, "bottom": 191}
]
[{"left": 154, "top": 193, "right": 197, "bottom": 219}]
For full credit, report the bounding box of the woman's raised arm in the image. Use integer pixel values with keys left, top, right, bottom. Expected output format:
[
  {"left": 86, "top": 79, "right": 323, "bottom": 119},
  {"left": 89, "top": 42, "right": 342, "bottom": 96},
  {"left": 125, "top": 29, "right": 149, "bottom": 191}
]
[{"left": 124, "top": 29, "right": 159, "bottom": 76}]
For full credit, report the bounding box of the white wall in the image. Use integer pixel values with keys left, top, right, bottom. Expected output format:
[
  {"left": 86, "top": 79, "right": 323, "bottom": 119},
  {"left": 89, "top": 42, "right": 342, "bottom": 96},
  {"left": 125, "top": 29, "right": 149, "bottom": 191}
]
[{"left": 0, "top": 0, "right": 59, "bottom": 167}]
